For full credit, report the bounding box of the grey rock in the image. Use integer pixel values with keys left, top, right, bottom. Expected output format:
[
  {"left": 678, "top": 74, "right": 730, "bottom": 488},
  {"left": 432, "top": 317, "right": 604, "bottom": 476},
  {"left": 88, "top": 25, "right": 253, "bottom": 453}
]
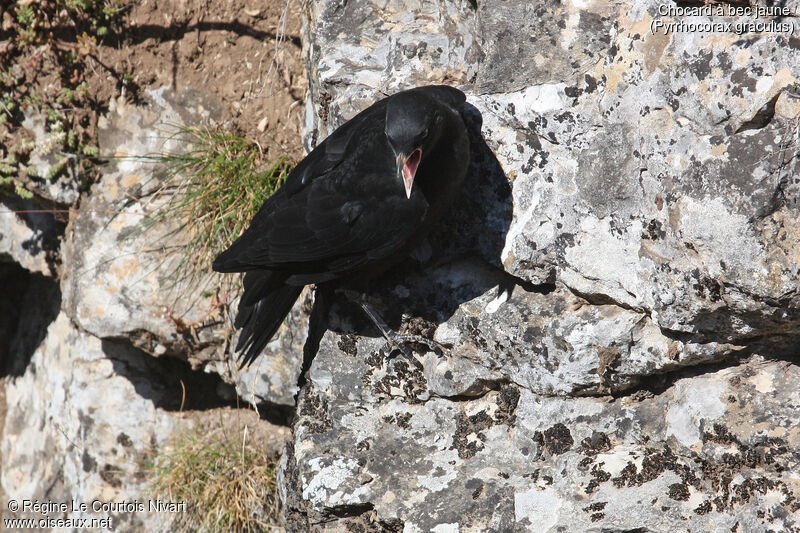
[
  {"left": 473, "top": 9, "right": 800, "bottom": 342},
  {"left": 285, "top": 339, "right": 800, "bottom": 532},
  {"left": 60, "top": 87, "right": 304, "bottom": 407},
  {"left": 288, "top": 0, "right": 800, "bottom": 529},
  {"left": 1, "top": 310, "right": 290, "bottom": 531},
  {"left": 476, "top": 0, "right": 617, "bottom": 93},
  {"left": 0, "top": 196, "right": 61, "bottom": 277},
  {"left": 1, "top": 313, "right": 181, "bottom": 532},
  {"left": 212, "top": 288, "right": 310, "bottom": 407},
  {"left": 301, "top": 0, "right": 480, "bottom": 152},
  {"left": 61, "top": 87, "right": 225, "bottom": 352},
  {"left": 425, "top": 259, "right": 732, "bottom": 397}
]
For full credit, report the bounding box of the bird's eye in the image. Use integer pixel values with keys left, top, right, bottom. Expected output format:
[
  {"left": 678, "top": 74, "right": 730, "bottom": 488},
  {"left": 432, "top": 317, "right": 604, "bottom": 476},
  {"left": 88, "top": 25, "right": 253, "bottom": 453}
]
[{"left": 421, "top": 127, "right": 429, "bottom": 138}]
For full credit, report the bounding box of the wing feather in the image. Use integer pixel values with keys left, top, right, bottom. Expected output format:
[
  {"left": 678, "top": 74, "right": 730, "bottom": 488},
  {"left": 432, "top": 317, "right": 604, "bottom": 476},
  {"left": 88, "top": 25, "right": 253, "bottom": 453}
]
[
  {"left": 212, "top": 88, "right": 459, "bottom": 276},
  {"left": 214, "top": 170, "right": 426, "bottom": 274}
]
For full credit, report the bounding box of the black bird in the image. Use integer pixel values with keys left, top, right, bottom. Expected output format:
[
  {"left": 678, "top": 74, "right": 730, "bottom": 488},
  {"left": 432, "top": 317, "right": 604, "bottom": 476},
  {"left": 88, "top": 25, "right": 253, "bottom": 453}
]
[{"left": 212, "top": 85, "right": 470, "bottom": 367}]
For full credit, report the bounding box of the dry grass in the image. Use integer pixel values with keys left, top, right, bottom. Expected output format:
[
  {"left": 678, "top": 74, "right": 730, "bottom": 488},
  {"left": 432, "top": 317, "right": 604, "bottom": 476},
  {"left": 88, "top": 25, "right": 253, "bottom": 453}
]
[
  {"left": 148, "top": 423, "right": 283, "bottom": 532},
  {"left": 139, "top": 126, "right": 292, "bottom": 286}
]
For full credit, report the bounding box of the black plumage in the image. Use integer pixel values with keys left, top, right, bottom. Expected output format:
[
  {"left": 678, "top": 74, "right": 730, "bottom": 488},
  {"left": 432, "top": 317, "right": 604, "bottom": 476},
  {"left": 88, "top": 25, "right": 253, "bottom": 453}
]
[{"left": 212, "top": 85, "right": 470, "bottom": 366}]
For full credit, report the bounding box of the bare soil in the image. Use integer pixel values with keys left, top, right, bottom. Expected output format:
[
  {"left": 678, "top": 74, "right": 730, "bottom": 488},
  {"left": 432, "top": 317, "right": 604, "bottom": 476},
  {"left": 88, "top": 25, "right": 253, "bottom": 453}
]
[
  {"left": 0, "top": 0, "right": 306, "bottom": 184},
  {"left": 105, "top": 0, "right": 306, "bottom": 160}
]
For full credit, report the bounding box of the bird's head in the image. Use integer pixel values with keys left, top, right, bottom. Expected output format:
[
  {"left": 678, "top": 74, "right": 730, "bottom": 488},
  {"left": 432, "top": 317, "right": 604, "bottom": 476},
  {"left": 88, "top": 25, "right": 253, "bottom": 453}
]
[{"left": 385, "top": 92, "right": 445, "bottom": 199}]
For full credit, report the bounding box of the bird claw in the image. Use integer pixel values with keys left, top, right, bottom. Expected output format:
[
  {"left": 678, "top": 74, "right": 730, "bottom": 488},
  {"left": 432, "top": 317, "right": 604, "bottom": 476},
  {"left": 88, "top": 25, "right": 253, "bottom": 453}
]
[
  {"left": 392, "top": 332, "right": 445, "bottom": 355},
  {"left": 385, "top": 335, "right": 423, "bottom": 369},
  {"left": 385, "top": 332, "right": 447, "bottom": 370},
  {"left": 354, "top": 297, "right": 446, "bottom": 369}
]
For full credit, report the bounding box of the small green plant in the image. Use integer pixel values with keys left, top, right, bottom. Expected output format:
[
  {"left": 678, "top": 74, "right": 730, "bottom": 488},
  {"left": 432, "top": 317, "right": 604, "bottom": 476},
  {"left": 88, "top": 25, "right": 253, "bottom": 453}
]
[
  {"left": 15, "top": 5, "right": 38, "bottom": 43},
  {"left": 14, "top": 0, "right": 128, "bottom": 43},
  {"left": 0, "top": 1, "right": 131, "bottom": 201},
  {"left": 59, "top": 87, "right": 75, "bottom": 103},
  {"left": 142, "top": 127, "right": 291, "bottom": 281},
  {"left": 148, "top": 426, "right": 283, "bottom": 533},
  {"left": 15, "top": 5, "right": 36, "bottom": 27},
  {"left": 0, "top": 176, "right": 34, "bottom": 199},
  {"left": 47, "top": 159, "right": 68, "bottom": 181},
  {"left": 1, "top": 99, "right": 15, "bottom": 116},
  {"left": 82, "top": 145, "right": 99, "bottom": 156}
]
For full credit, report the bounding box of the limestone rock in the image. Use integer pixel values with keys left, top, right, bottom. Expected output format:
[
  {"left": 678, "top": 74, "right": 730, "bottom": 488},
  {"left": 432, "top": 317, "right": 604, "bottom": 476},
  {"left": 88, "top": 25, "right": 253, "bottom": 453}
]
[
  {"left": 2, "top": 310, "right": 290, "bottom": 531},
  {"left": 284, "top": 338, "right": 800, "bottom": 532},
  {"left": 60, "top": 86, "right": 304, "bottom": 407},
  {"left": 1, "top": 313, "right": 181, "bottom": 531},
  {"left": 288, "top": 0, "right": 800, "bottom": 529},
  {"left": 0, "top": 196, "right": 61, "bottom": 277},
  {"left": 301, "top": 0, "right": 480, "bottom": 152},
  {"left": 61, "top": 87, "right": 224, "bottom": 355}
]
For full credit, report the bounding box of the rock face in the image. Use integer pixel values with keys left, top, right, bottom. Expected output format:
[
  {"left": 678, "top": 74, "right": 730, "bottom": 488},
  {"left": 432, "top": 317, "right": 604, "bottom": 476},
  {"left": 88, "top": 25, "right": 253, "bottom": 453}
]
[
  {"left": 59, "top": 87, "right": 306, "bottom": 407},
  {"left": 286, "top": 342, "right": 800, "bottom": 532},
  {"left": 1, "top": 88, "right": 298, "bottom": 530},
  {"left": 284, "top": 0, "right": 800, "bottom": 530},
  {"left": 2, "top": 313, "right": 181, "bottom": 531},
  {"left": 2, "top": 0, "right": 799, "bottom": 530}
]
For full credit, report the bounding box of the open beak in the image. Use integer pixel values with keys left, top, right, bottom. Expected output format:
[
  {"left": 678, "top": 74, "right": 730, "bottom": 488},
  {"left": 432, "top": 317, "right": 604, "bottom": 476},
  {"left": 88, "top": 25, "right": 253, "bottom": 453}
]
[{"left": 397, "top": 148, "right": 422, "bottom": 199}]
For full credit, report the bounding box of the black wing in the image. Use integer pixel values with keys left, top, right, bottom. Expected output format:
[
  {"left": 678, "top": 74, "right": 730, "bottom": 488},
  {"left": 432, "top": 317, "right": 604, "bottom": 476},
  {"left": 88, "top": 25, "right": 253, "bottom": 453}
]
[
  {"left": 213, "top": 171, "right": 427, "bottom": 277},
  {"left": 213, "top": 100, "right": 428, "bottom": 280},
  {"left": 282, "top": 97, "right": 390, "bottom": 197}
]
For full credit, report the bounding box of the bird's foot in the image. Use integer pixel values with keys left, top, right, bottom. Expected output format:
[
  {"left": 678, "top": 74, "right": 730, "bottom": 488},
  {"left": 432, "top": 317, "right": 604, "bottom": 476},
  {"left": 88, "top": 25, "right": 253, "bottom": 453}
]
[
  {"left": 387, "top": 332, "right": 445, "bottom": 357},
  {"left": 353, "top": 298, "right": 446, "bottom": 369},
  {"left": 384, "top": 332, "right": 448, "bottom": 369},
  {"left": 384, "top": 338, "right": 423, "bottom": 369}
]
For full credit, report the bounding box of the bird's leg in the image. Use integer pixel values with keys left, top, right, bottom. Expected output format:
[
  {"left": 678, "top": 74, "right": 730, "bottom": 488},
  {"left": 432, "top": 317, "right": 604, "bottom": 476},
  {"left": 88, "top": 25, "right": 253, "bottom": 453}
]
[
  {"left": 339, "top": 290, "right": 444, "bottom": 365},
  {"left": 359, "top": 301, "right": 447, "bottom": 360}
]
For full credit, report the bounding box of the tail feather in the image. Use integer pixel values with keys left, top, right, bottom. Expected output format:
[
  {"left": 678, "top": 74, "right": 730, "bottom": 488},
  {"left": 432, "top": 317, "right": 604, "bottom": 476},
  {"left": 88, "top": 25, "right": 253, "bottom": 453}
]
[{"left": 234, "top": 271, "right": 303, "bottom": 367}]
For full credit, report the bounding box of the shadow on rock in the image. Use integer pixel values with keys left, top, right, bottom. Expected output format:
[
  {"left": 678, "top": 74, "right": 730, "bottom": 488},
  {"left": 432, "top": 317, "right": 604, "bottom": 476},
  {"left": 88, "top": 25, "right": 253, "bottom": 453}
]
[
  {"left": 0, "top": 263, "right": 61, "bottom": 377},
  {"left": 297, "top": 101, "right": 551, "bottom": 389},
  {"left": 103, "top": 339, "right": 237, "bottom": 411},
  {"left": 105, "top": 338, "right": 297, "bottom": 424}
]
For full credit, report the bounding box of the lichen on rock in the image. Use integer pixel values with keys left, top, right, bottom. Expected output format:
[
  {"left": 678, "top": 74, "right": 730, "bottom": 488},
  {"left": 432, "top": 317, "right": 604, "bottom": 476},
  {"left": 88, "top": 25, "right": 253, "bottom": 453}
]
[
  {"left": 2, "top": 0, "right": 800, "bottom": 530},
  {"left": 284, "top": 0, "right": 800, "bottom": 530}
]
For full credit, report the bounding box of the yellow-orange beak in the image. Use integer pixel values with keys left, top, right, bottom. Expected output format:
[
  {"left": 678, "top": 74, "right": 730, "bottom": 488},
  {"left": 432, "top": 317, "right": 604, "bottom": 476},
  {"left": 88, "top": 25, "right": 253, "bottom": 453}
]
[{"left": 397, "top": 148, "right": 422, "bottom": 199}]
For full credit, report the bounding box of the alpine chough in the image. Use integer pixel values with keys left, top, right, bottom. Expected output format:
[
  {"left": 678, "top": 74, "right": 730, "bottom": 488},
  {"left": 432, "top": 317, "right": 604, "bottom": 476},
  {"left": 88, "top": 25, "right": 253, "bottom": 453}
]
[{"left": 212, "top": 85, "right": 470, "bottom": 366}]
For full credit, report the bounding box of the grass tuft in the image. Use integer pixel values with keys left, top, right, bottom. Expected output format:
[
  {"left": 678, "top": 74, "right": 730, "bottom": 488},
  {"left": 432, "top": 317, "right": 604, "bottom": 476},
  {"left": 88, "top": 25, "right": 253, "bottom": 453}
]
[
  {"left": 148, "top": 425, "right": 283, "bottom": 532},
  {"left": 142, "top": 126, "right": 291, "bottom": 283}
]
